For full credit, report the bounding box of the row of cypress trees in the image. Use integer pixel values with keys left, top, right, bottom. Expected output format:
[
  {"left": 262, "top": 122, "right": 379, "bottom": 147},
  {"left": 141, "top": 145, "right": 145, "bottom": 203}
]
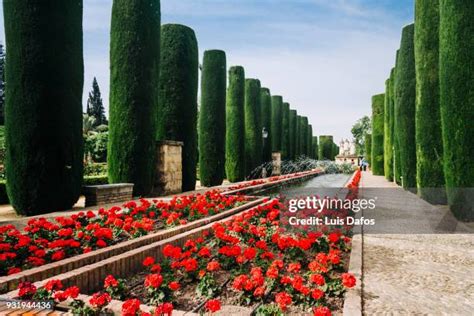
[
  {"left": 2, "top": 0, "right": 323, "bottom": 215},
  {"left": 371, "top": 0, "right": 473, "bottom": 220}
]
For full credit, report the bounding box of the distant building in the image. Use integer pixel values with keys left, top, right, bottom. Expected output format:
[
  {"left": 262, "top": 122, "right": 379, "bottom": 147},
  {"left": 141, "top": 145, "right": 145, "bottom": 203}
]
[{"left": 335, "top": 138, "right": 363, "bottom": 166}]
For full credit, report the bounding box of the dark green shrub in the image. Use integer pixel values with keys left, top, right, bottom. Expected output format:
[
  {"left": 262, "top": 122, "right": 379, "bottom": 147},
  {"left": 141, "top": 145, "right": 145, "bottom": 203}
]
[
  {"left": 319, "top": 135, "right": 333, "bottom": 160},
  {"left": 332, "top": 143, "right": 338, "bottom": 161},
  {"left": 4, "top": 0, "right": 84, "bottom": 215},
  {"left": 244, "top": 79, "right": 262, "bottom": 176},
  {"left": 289, "top": 110, "right": 297, "bottom": 160},
  {"left": 371, "top": 93, "right": 385, "bottom": 175},
  {"left": 271, "top": 96, "right": 283, "bottom": 152},
  {"left": 84, "top": 163, "right": 108, "bottom": 177},
  {"left": 108, "top": 0, "right": 160, "bottom": 196},
  {"left": 199, "top": 50, "right": 227, "bottom": 186},
  {"left": 394, "top": 24, "right": 416, "bottom": 190},
  {"left": 365, "top": 133, "right": 372, "bottom": 165},
  {"left": 384, "top": 78, "right": 394, "bottom": 181},
  {"left": 260, "top": 88, "right": 272, "bottom": 164},
  {"left": 439, "top": 0, "right": 474, "bottom": 219},
  {"left": 157, "top": 24, "right": 198, "bottom": 191},
  {"left": 225, "top": 66, "right": 245, "bottom": 182},
  {"left": 415, "top": 1, "right": 446, "bottom": 204},
  {"left": 281, "top": 102, "right": 290, "bottom": 160}
]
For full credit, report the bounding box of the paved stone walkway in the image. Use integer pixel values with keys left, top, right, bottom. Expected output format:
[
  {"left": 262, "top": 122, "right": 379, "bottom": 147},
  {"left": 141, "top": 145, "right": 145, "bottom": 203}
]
[{"left": 359, "top": 171, "right": 474, "bottom": 315}]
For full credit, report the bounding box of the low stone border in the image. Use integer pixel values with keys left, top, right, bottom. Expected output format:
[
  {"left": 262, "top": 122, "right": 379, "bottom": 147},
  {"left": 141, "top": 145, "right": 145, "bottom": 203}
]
[
  {"left": 223, "top": 169, "right": 323, "bottom": 196},
  {"left": 342, "top": 171, "right": 363, "bottom": 316},
  {"left": 0, "top": 197, "right": 267, "bottom": 293}
]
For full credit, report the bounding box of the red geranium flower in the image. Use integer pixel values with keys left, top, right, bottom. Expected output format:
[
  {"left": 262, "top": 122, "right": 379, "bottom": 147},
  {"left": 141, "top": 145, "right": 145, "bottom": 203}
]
[
  {"left": 205, "top": 299, "right": 221, "bottom": 313},
  {"left": 104, "top": 275, "right": 119, "bottom": 288},
  {"left": 122, "top": 299, "right": 141, "bottom": 316},
  {"left": 168, "top": 281, "right": 180, "bottom": 291},
  {"left": 154, "top": 302, "right": 173, "bottom": 316},
  {"left": 341, "top": 273, "right": 356, "bottom": 288},
  {"left": 144, "top": 274, "right": 163, "bottom": 288},
  {"left": 143, "top": 257, "right": 155, "bottom": 267},
  {"left": 313, "top": 306, "right": 332, "bottom": 316},
  {"left": 275, "top": 292, "right": 292, "bottom": 311},
  {"left": 89, "top": 292, "right": 111, "bottom": 309}
]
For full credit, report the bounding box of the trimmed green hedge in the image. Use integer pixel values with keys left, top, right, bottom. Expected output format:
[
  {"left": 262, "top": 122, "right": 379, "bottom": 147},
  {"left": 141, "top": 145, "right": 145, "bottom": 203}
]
[
  {"left": 225, "top": 66, "right": 246, "bottom": 182},
  {"left": 371, "top": 93, "right": 385, "bottom": 175},
  {"left": 199, "top": 50, "right": 227, "bottom": 186},
  {"left": 312, "top": 136, "right": 319, "bottom": 160},
  {"left": 157, "top": 24, "right": 198, "bottom": 191},
  {"left": 289, "top": 110, "right": 297, "bottom": 160},
  {"left": 271, "top": 96, "right": 283, "bottom": 152},
  {"left": 319, "top": 135, "right": 333, "bottom": 160},
  {"left": 384, "top": 78, "right": 394, "bottom": 181},
  {"left": 439, "top": 0, "right": 474, "bottom": 220},
  {"left": 83, "top": 175, "right": 109, "bottom": 186},
  {"left": 415, "top": 1, "right": 446, "bottom": 204},
  {"left": 244, "top": 79, "right": 262, "bottom": 176},
  {"left": 365, "top": 133, "right": 372, "bottom": 165},
  {"left": 281, "top": 102, "right": 290, "bottom": 160},
  {"left": 108, "top": 0, "right": 160, "bottom": 196},
  {"left": 260, "top": 88, "right": 272, "bottom": 163},
  {"left": 4, "top": 0, "right": 84, "bottom": 215},
  {"left": 394, "top": 24, "right": 417, "bottom": 190}
]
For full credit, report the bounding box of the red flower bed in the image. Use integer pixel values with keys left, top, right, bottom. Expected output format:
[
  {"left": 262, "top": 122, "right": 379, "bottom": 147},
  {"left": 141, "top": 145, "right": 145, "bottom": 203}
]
[
  {"left": 17, "top": 197, "right": 357, "bottom": 315},
  {"left": 226, "top": 170, "right": 316, "bottom": 191},
  {"left": 0, "top": 191, "right": 246, "bottom": 277}
]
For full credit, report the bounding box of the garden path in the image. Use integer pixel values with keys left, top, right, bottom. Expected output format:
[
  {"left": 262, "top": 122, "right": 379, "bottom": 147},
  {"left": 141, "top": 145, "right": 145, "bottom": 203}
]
[{"left": 359, "top": 171, "right": 474, "bottom": 315}]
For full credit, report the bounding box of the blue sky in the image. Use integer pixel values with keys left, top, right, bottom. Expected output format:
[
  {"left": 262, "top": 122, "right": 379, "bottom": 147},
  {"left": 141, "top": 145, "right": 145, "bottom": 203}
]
[{"left": 0, "top": 0, "right": 414, "bottom": 141}]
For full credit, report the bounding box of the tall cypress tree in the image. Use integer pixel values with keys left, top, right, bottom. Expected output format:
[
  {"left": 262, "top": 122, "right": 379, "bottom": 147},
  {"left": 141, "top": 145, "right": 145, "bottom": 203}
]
[
  {"left": 225, "top": 66, "right": 245, "bottom": 182},
  {"left": 415, "top": 0, "right": 445, "bottom": 204},
  {"left": 289, "top": 109, "right": 297, "bottom": 160},
  {"left": 439, "top": 0, "right": 474, "bottom": 220},
  {"left": 393, "top": 50, "right": 402, "bottom": 185},
  {"left": 312, "top": 136, "right": 319, "bottom": 160},
  {"left": 271, "top": 96, "right": 283, "bottom": 152},
  {"left": 371, "top": 93, "right": 385, "bottom": 176},
  {"left": 300, "top": 117, "right": 308, "bottom": 156},
  {"left": 260, "top": 88, "right": 272, "bottom": 164},
  {"left": 281, "top": 102, "right": 290, "bottom": 160},
  {"left": 4, "top": 0, "right": 84, "bottom": 215},
  {"left": 244, "top": 79, "right": 262, "bottom": 176},
  {"left": 199, "top": 50, "right": 227, "bottom": 186},
  {"left": 157, "top": 24, "right": 198, "bottom": 191},
  {"left": 86, "top": 77, "right": 107, "bottom": 126},
  {"left": 394, "top": 24, "right": 417, "bottom": 190},
  {"left": 0, "top": 44, "right": 5, "bottom": 125},
  {"left": 108, "top": 0, "right": 160, "bottom": 196},
  {"left": 319, "top": 135, "right": 333, "bottom": 160},
  {"left": 295, "top": 114, "right": 301, "bottom": 158},
  {"left": 365, "top": 133, "right": 372, "bottom": 166},
  {"left": 384, "top": 78, "right": 394, "bottom": 181},
  {"left": 307, "top": 124, "right": 313, "bottom": 157}
]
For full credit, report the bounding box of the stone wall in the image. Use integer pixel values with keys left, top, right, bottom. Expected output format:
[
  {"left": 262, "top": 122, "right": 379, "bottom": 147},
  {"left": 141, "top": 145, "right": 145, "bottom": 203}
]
[
  {"left": 82, "top": 183, "right": 134, "bottom": 207},
  {"left": 154, "top": 140, "right": 183, "bottom": 196}
]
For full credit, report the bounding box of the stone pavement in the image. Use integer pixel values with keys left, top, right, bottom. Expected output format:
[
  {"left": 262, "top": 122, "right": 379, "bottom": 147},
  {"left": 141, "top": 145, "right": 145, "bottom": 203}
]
[{"left": 359, "top": 171, "right": 474, "bottom": 315}]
